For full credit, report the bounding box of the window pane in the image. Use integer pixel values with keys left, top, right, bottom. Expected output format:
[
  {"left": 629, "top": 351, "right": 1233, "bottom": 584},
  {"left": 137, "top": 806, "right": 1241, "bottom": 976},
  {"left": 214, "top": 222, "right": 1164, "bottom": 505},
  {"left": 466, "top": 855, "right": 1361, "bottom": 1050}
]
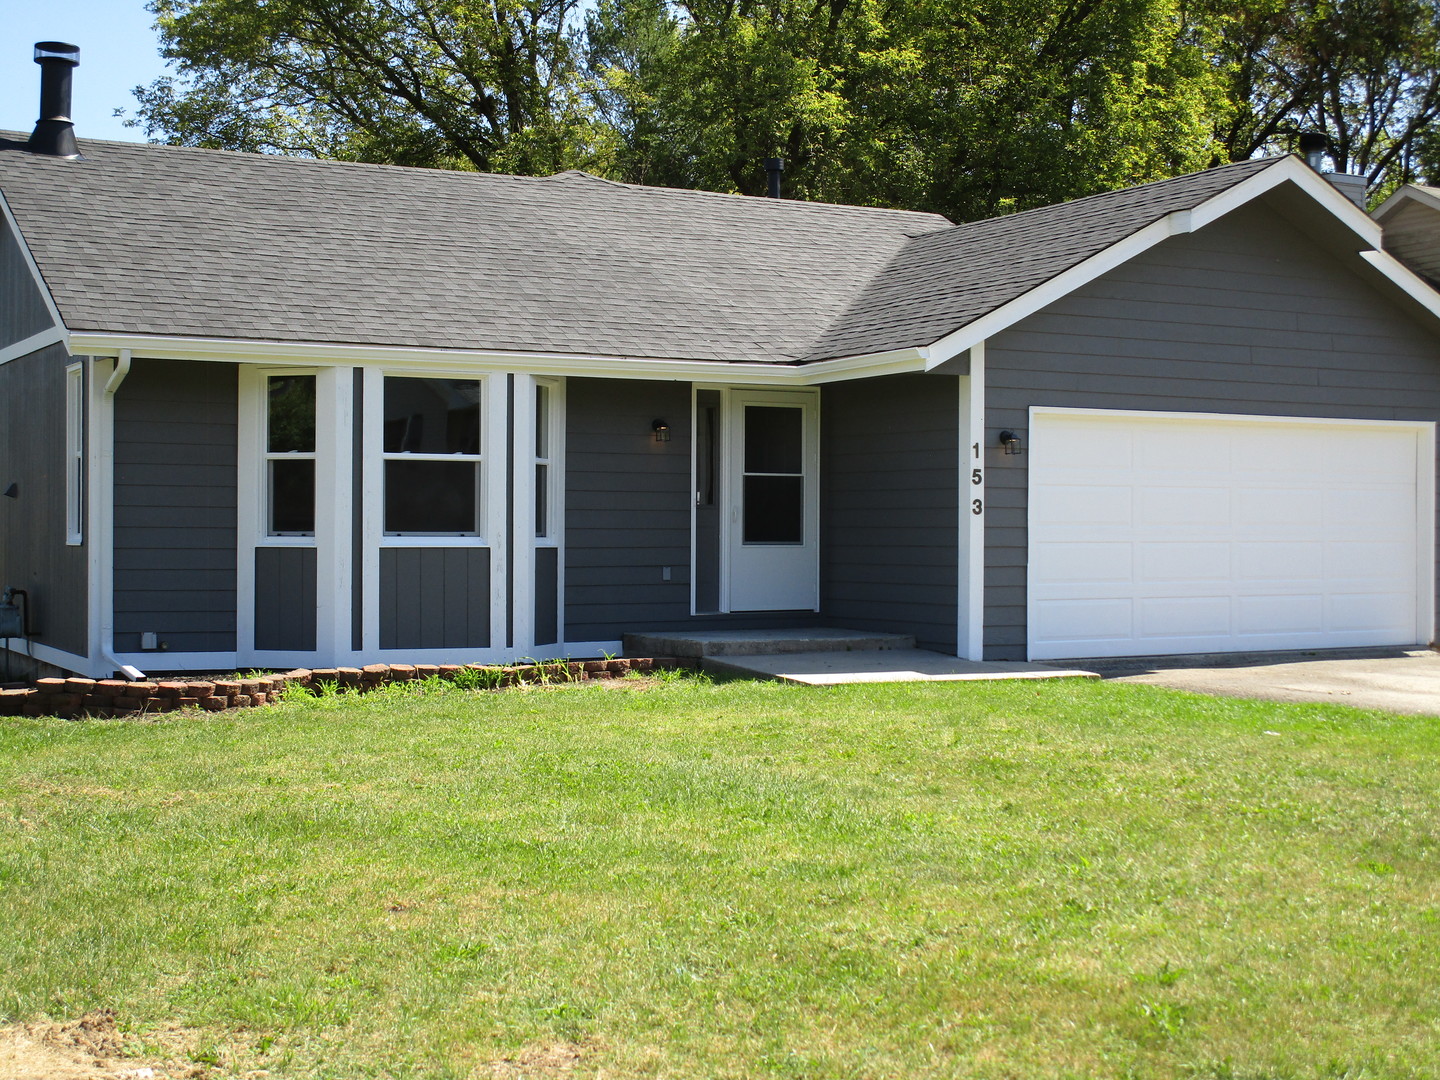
[
  {"left": 267, "top": 376, "right": 316, "bottom": 453},
  {"left": 743, "top": 475, "right": 803, "bottom": 544},
  {"left": 535, "top": 383, "right": 549, "bottom": 459},
  {"left": 536, "top": 463, "right": 548, "bottom": 538},
  {"left": 270, "top": 459, "right": 315, "bottom": 534},
  {"left": 744, "top": 406, "right": 802, "bottom": 474},
  {"left": 384, "top": 377, "right": 481, "bottom": 454},
  {"left": 385, "top": 460, "right": 479, "bottom": 534}
]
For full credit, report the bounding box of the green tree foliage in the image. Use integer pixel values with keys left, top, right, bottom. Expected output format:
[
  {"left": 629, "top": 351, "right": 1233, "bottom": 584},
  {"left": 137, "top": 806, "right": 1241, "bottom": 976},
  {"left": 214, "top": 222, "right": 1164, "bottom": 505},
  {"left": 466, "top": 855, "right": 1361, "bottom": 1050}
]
[
  {"left": 132, "top": 0, "right": 1440, "bottom": 217},
  {"left": 134, "top": 0, "right": 603, "bottom": 173}
]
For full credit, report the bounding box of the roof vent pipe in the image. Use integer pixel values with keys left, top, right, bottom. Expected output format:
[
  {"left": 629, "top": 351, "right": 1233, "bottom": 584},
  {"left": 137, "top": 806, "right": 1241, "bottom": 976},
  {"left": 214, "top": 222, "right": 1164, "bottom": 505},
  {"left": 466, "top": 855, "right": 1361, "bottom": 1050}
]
[
  {"left": 1298, "top": 130, "right": 1328, "bottom": 172},
  {"left": 764, "top": 157, "right": 784, "bottom": 199},
  {"left": 28, "top": 42, "right": 80, "bottom": 159}
]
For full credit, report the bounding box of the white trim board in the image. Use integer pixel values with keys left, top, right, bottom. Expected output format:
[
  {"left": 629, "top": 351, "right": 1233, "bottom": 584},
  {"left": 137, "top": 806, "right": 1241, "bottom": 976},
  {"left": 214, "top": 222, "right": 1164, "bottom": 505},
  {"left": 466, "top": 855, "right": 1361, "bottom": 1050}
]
[
  {"left": 0, "top": 326, "right": 66, "bottom": 366},
  {"left": 68, "top": 332, "right": 930, "bottom": 387}
]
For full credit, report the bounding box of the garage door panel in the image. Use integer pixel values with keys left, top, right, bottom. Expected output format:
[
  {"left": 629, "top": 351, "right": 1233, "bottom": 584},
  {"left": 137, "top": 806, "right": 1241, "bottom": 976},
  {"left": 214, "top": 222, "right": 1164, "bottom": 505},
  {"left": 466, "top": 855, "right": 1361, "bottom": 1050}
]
[
  {"left": 1233, "top": 488, "right": 1323, "bottom": 529},
  {"left": 1032, "top": 484, "right": 1132, "bottom": 526},
  {"left": 1138, "top": 486, "right": 1230, "bottom": 526},
  {"left": 1032, "top": 598, "right": 1133, "bottom": 642},
  {"left": 1137, "top": 596, "right": 1231, "bottom": 638},
  {"left": 1138, "top": 542, "right": 1230, "bottom": 582},
  {"left": 1328, "top": 592, "right": 1415, "bottom": 634},
  {"left": 1027, "top": 411, "right": 1428, "bottom": 660},
  {"left": 1235, "top": 542, "right": 1323, "bottom": 582},
  {"left": 1234, "top": 594, "right": 1325, "bottom": 635},
  {"left": 1031, "top": 541, "right": 1132, "bottom": 584}
]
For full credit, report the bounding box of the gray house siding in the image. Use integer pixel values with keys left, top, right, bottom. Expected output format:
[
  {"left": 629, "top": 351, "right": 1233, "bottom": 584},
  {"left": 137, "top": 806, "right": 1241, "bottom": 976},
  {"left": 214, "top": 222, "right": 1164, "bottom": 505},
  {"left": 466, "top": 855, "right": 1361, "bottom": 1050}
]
[
  {"left": 379, "top": 547, "right": 490, "bottom": 649},
  {"left": 1380, "top": 199, "right": 1440, "bottom": 286},
  {"left": 820, "top": 375, "right": 959, "bottom": 652},
  {"left": 0, "top": 342, "right": 87, "bottom": 657},
  {"left": 564, "top": 377, "right": 821, "bottom": 642},
  {"left": 984, "top": 199, "right": 1440, "bottom": 660},
  {"left": 113, "top": 359, "right": 238, "bottom": 654},
  {"left": 0, "top": 218, "right": 53, "bottom": 347}
]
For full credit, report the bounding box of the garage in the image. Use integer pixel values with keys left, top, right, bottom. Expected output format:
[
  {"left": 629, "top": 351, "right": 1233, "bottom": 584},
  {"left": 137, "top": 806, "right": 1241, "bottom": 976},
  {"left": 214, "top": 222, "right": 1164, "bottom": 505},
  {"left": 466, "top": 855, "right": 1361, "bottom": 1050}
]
[{"left": 1026, "top": 408, "right": 1435, "bottom": 661}]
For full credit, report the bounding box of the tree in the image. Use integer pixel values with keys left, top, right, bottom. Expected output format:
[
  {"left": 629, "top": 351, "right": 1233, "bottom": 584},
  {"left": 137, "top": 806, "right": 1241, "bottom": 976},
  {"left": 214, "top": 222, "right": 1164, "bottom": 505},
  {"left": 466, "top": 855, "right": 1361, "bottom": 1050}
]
[
  {"left": 1201, "top": 0, "right": 1440, "bottom": 198},
  {"left": 588, "top": 0, "right": 1228, "bottom": 219},
  {"left": 133, "top": 0, "right": 603, "bottom": 174}
]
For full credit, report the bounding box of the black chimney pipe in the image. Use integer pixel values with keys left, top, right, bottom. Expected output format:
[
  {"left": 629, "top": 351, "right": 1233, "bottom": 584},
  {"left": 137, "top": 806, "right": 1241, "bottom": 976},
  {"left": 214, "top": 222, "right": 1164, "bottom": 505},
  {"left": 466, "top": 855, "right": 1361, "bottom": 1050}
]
[
  {"left": 1297, "top": 130, "right": 1328, "bottom": 172},
  {"left": 764, "top": 157, "right": 784, "bottom": 199},
  {"left": 29, "top": 41, "right": 81, "bottom": 159}
]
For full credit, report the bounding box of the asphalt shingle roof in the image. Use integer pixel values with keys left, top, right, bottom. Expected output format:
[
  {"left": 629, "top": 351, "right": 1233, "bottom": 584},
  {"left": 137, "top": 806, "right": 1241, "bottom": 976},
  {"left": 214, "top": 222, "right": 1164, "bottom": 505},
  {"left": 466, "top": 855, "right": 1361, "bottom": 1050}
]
[{"left": 0, "top": 134, "right": 1290, "bottom": 364}]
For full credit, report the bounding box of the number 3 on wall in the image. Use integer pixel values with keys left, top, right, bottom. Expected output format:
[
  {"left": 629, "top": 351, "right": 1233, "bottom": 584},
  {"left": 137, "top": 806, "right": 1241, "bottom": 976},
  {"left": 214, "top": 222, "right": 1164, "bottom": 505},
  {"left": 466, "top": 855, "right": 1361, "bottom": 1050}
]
[{"left": 972, "top": 498, "right": 983, "bottom": 515}]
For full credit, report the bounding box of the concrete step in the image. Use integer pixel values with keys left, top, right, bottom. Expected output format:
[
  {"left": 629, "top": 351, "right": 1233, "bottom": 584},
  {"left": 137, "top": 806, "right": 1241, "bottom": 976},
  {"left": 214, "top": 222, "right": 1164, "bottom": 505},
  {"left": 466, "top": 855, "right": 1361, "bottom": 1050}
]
[
  {"left": 623, "top": 627, "right": 915, "bottom": 659},
  {"left": 701, "top": 648, "right": 1098, "bottom": 686}
]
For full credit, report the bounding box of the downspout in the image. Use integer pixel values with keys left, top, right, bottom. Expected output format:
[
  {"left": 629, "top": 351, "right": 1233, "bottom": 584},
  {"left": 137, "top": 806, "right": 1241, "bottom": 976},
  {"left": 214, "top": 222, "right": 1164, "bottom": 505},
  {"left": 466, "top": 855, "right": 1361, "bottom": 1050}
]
[{"left": 100, "top": 349, "right": 143, "bottom": 679}]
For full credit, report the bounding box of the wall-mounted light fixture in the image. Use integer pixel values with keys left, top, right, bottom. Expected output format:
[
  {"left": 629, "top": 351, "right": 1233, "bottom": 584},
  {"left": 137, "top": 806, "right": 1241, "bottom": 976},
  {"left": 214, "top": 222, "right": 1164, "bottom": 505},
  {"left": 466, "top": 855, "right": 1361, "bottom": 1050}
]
[
  {"left": 999, "top": 430, "right": 1023, "bottom": 455},
  {"left": 652, "top": 419, "right": 671, "bottom": 443}
]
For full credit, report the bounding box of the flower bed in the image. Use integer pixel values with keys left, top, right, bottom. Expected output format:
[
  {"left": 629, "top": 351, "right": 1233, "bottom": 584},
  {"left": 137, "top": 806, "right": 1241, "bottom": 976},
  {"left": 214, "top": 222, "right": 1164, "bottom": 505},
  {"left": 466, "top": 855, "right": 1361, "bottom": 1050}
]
[{"left": 0, "top": 657, "right": 695, "bottom": 719}]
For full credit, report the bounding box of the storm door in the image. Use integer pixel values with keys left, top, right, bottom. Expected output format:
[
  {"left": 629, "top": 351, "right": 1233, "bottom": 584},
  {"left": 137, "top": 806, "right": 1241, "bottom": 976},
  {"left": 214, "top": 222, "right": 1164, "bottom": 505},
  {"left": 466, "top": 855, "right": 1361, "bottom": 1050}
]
[{"left": 725, "top": 389, "right": 819, "bottom": 611}]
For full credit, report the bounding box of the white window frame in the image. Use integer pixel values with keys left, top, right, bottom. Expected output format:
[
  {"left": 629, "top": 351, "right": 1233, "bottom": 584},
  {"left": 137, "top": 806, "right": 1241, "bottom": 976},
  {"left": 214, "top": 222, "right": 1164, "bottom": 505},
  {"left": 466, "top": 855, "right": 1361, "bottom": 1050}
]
[
  {"left": 377, "top": 372, "right": 488, "bottom": 541},
  {"left": 65, "top": 361, "right": 83, "bottom": 545},
  {"left": 261, "top": 370, "right": 319, "bottom": 542},
  {"left": 533, "top": 377, "right": 562, "bottom": 546}
]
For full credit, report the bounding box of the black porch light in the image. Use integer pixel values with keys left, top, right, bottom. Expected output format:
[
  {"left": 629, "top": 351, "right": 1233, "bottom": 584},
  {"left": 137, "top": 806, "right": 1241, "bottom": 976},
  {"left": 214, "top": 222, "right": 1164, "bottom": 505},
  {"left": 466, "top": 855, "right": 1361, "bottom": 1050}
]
[
  {"left": 652, "top": 418, "right": 671, "bottom": 443},
  {"left": 999, "top": 430, "right": 1023, "bottom": 455}
]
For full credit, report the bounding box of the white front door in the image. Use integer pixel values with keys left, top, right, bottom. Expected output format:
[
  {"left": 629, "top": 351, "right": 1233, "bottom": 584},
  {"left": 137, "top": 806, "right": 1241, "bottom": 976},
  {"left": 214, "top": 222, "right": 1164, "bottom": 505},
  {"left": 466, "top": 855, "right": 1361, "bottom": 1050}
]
[
  {"left": 725, "top": 389, "right": 820, "bottom": 611},
  {"left": 1027, "top": 408, "right": 1434, "bottom": 660}
]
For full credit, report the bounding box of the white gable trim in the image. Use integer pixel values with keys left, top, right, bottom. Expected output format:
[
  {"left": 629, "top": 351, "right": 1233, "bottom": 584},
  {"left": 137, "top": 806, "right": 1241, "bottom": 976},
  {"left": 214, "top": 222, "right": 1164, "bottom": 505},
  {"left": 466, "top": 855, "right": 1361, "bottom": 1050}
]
[
  {"left": 0, "top": 188, "right": 68, "bottom": 333},
  {"left": 1358, "top": 248, "right": 1440, "bottom": 322},
  {"left": 0, "top": 325, "right": 66, "bottom": 366},
  {"left": 66, "top": 332, "right": 930, "bottom": 386},
  {"left": 923, "top": 156, "right": 1389, "bottom": 370}
]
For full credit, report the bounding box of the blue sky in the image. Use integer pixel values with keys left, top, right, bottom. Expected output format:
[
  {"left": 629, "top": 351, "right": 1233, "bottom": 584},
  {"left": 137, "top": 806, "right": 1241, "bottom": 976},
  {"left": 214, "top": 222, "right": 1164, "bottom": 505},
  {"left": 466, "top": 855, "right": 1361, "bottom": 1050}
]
[{"left": 0, "top": 0, "right": 172, "bottom": 143}]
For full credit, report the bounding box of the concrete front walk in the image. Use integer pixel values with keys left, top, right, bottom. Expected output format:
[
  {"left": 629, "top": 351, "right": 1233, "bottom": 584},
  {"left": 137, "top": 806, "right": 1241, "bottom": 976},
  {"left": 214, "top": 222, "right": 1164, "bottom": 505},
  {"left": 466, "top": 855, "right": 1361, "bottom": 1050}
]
[
  {"left": 1091, "top": 647, "right": 1440, "bottom": 716},
  {"left": 701, "top": 648, "right": 1099, "bottom": 686}
]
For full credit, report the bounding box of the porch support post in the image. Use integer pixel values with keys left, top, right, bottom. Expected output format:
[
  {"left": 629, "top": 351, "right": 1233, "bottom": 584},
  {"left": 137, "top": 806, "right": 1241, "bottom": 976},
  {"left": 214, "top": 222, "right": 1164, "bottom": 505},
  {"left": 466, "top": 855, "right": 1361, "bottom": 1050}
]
[
  {"left": 957, "top": 340, "right": 986, "bottom": 660},
  {"left": 314, "top": 365, "right": 353, "bottom": 662}
]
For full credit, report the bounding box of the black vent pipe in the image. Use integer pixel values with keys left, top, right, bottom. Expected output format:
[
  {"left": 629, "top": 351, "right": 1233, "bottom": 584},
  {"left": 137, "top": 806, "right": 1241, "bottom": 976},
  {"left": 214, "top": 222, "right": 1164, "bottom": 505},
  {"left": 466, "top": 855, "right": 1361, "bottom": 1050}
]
[
  {"left": 29, "top": 41, "right": 80, "bottom": 159},
  {"left": 764, "top": 157, "right": 784, "bottom": 198}
]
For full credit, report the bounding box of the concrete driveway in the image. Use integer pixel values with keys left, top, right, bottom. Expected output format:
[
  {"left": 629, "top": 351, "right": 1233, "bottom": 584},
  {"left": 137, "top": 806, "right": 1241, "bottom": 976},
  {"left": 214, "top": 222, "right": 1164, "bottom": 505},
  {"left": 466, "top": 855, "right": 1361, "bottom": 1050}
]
[{"left": 1088, "top": 647, "right": 1440, "bottom": 715}]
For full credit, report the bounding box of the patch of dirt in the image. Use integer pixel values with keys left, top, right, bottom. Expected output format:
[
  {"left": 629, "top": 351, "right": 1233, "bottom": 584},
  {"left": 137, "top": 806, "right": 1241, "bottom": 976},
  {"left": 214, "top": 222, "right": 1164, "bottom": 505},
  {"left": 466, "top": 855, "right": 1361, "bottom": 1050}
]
[
  {"left": 0, "top": 1011, "right": 206, "bottom": 1080},
  {"left": 478, "top": 1040, "right": 590, "bottom": 1077}
]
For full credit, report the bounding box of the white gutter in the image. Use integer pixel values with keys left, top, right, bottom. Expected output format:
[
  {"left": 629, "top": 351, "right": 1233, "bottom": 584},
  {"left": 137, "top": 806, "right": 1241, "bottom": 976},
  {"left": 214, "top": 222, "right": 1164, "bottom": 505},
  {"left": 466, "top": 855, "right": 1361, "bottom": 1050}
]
[{"left": 98, "top": 349, "right": 144, "bottom": 680}]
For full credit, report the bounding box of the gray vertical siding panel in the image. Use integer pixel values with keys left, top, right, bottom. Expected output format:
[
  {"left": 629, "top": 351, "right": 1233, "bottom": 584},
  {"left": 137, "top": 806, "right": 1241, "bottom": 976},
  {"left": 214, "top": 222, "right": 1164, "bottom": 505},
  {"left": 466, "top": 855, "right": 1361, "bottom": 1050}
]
[
  {"left": 535, "top": 545, "right": 558, "bottom": 646},
  {"left": 984, "top": 199, "right": 1440, "bottom": 660},
  {"left": 379, "top": 546, "right": 490, "bottom": 649},
  {"left": 0, "top": 218, "right": 54, "bottom": 347},
  {"left": 254, "top": 547, "right": 317, "bottom": 651},
  {"left": 113, "top": 359, "right": 238, "bottom": 654},
  {"left": 563, "top": 377, "right": 823, "bottom": 643},
  {"left": 0, "top": 342, "right": 87, "bottom": 658},
  {"left": 821, "top": 375, "right": 959, "bottom": 652}
]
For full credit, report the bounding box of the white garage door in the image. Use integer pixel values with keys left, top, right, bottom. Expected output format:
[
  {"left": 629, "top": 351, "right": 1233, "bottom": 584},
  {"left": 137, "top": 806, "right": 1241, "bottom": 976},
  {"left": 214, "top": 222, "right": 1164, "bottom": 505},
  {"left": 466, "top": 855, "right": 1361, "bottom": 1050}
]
[{"left": 1027, "top": 410, "right": 1432, "bottom": 660}]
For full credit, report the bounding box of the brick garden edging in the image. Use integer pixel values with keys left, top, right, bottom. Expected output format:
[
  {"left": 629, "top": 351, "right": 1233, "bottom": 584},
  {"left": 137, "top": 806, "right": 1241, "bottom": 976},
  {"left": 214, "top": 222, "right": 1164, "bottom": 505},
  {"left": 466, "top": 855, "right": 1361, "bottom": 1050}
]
[{"left": 0, "top": 658, "right": 696, "bottom": 720}]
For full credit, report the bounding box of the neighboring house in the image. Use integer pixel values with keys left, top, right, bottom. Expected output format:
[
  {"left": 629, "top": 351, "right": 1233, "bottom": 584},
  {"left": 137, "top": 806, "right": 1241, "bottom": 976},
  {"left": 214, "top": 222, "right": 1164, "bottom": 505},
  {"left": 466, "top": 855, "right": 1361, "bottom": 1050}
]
[{"left": 5, "top": 115, "right": 1440, "bottom": 676}]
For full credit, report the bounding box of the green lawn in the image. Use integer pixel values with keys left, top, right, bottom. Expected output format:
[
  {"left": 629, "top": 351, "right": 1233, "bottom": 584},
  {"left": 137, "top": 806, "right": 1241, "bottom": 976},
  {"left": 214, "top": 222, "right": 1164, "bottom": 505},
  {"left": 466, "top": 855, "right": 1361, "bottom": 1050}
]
[{"left": 1, "top": 675, "right": 1437, "bottom": 1079}]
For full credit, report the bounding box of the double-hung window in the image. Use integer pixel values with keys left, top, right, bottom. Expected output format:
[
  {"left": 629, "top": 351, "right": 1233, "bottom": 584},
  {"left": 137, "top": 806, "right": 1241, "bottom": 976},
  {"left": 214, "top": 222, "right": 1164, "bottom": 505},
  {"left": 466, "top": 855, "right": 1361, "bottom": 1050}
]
[
  {"left": 265, "top": 374, "right": 317, "bottom": 536},
  {"left": 382, "top": 377, "right": 483, "bottom": 536}
]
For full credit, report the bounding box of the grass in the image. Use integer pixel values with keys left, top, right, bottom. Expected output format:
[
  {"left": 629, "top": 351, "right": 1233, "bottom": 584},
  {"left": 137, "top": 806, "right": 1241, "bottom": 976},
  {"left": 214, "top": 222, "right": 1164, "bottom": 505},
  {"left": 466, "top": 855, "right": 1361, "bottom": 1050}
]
[{"left": 0, "top": 674, "right": 1437, "bottom": 1078}]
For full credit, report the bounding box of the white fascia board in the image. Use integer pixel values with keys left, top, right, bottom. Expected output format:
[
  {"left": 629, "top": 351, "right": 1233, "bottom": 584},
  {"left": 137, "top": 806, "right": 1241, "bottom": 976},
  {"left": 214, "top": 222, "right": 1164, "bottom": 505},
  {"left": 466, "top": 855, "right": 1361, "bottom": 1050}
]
[
  {"left": 1358, "top": 248, "right": 1440, "bottom": 323},
  {"left": 0, "top": 325, "right": 67, "bottom": 366},
  {"left": 65, "top": 332, "right": 929, "bottom": 385},
  {"left": 0, "top": 188, "right": 69, "bottom": 333},
  {"left": 925, "top": 157, "right": 1385, "bottom": 370}
]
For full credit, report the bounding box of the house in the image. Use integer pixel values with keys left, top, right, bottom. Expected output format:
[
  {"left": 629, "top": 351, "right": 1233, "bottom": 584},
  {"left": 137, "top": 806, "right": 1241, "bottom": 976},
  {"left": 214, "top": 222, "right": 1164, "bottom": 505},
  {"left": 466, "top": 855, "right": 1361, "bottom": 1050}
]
[{"left": 5, "top": 52, "right": 1440, "bottom": 679}]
